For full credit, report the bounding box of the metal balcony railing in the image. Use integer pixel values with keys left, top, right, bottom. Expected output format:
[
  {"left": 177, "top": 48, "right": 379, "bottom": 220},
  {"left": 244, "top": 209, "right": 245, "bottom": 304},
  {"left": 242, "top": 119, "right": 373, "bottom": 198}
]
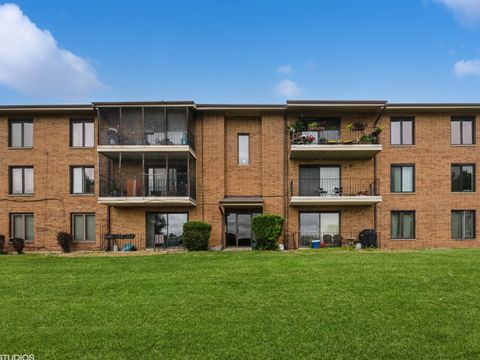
[
  {"left": 100, "top": 129, "right": 195, "bottom": 148},
  {"left": 100, "top": 173, "right": 192, "bottom": 198},
  {"left": 291, "top": 127, "right": 381, "bottom": 145},
  {"left": 291, "top": 178, "right": 380, "bottom": 197}
]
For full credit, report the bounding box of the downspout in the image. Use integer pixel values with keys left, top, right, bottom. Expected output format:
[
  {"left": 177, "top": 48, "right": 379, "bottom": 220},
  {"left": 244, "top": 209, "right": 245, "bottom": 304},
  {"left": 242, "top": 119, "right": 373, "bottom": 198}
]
[
  {"left": 283, "top": 108, "right": 289, "bottom": 249},
  {"left": 373, "top": 103, "right": 387, "bottom": 245}
]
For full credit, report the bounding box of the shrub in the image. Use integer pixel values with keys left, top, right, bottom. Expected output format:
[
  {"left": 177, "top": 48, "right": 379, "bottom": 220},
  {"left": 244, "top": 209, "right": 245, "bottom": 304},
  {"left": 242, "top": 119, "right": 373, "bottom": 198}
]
[
  {"left": 182, "top": 221, "right": 212, "bottom": 251},
  {"left": 10, "top": 238, "right": 25, "bottom": 254},
  {"left": 252, "top": 214, "right": 284, "bottom": 250},
  {"left": 57, "top": 232, "right": 73, "bottom": 253},
  {"left": 0, "top": 235, "right": 5, "bottom": 254}
]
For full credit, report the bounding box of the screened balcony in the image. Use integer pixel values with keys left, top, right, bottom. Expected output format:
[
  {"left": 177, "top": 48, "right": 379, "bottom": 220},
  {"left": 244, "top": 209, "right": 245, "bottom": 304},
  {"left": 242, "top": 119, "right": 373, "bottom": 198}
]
[
  {"left": 97, "top": 106, "right": 195, "bottom": 149},
  {"left": 98, "top": 152, "right": 196, "bottom": 206}
]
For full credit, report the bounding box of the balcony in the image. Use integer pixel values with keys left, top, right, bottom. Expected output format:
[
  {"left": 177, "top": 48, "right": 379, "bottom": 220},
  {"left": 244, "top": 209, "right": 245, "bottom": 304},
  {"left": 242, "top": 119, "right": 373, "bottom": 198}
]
[
  {"left": 98, "top": 152, "right": 196, "bottom": 207},
  {"left": 289, "top": 124, "right": 382, "bottom": 160},
  {"left": 97, "top": 106, "right": 195, "bottom": 153},
  {"left": 289, "top": 178, "right": 382, "bottom": 206}
]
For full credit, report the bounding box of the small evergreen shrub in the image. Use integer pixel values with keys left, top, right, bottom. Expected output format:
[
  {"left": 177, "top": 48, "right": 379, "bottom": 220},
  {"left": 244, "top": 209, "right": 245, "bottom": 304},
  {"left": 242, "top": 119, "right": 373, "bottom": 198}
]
[
  {"left": 57, "top": 232, "right": 73, "bottom": 253},
  {"left": 182, "top": 221, "right": 212, "bottom": 251},
  {"left": 10, "top": 238, "right": 25, "bottom": 254},
  {"left": 252, "top": 214, "right": 284, "bottom": 250},
  {"left": 0, "top": 235, "right": 5, "bottom": 254}
]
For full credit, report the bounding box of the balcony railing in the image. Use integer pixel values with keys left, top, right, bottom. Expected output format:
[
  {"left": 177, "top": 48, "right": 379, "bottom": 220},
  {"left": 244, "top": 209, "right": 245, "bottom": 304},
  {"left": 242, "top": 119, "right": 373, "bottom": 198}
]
[
  {"left": 100, "top": 173, "right": 192, "bottom": 198},
  {"left": 291, "top": 127, "right": 381, "bottom": 145},
  {"left": 99, "top": 130, "right": 195, "bottom": 148},
  {"left": 292, "top": 231, "right": 380, "bottom": 248},
  {"left": 291, "top": 178, "right": 380, "bottom": 197}
]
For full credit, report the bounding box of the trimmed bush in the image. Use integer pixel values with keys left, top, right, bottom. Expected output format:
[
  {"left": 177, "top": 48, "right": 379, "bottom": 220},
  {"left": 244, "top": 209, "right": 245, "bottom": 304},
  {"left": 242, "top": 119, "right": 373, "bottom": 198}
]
[
  {"left": 0, "top": 235, "right": 5, "bottom": 254},
  {"left": 57, "top": 232, "right": 73, "bottom": 253},
  {"left": 252, "top": 214, "right": 284, "bottom": 250},
  {"left": 182, "top": 221, "right": 212, "bottom": 251},
  {"left": 10, "top": 238, "right": 25, "bottom": 254}
]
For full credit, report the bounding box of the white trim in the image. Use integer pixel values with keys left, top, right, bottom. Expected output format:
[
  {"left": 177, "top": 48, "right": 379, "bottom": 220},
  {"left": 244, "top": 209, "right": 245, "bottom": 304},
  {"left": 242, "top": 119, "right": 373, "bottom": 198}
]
[
  {"left": 289, "top": 196, "right": 382, "bottom": 206},
  {"left": 290, "top": 144, "right": 382, "bottom": 159},
  {"left": 97, "top": 145, "right": 196, "bottom": 158},
  {"left": 98, "top": 196, "right": 196, "bottom": 207}
]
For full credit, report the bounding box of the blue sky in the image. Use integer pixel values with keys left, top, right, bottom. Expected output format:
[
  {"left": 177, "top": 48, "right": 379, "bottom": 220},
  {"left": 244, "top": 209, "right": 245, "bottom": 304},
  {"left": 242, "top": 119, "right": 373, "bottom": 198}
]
[{"left": 1, "top": 0, "right": 480, "bottom": 104}]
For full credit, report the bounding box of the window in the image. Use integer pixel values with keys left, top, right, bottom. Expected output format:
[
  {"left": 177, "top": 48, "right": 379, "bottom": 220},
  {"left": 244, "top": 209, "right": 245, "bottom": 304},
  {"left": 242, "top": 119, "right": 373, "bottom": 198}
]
[
  {"left": 391, "top": 165, "right": 415, "bottom": 193},
  {"left": 238, "top": 134, "right": 249, "bottom": 165},
  {"left": 146, "top": 213, "right": 188, "bottom": 248},
  {"left": 9, "top": 118, "right": 33, "bottom": 147},
  {"left": 72, "top": 214, "right": 95, "bottom": 242},
  {"left": 9, "top": 167, "right": 34, "bottom": 194},
  {"left": 11, "top": 214, "right": 34, "bottom": 242},
  {"left": 391, "top": 117, "right": 414, "bottom": 145},
  {"left": 451, "top": 116, "right": 474, "bottom": 145},
  {"left": 70, "top": 118, "right": 94, "bottom": 147},
  {"left": 299, "top": 212, "right": 340, "bottom": 247},
  {"left": 391, "top": 211, "right": 415, "bottom": 239},
  {"left": 299, "top": 166, "right": 340, "bottom": 196},
  {"left": 451, "top": 164, "right": 475, "bottom": 192},
  {"left": 451, "top": 210, "right": 475, "bottom": 239},
  {"left": 71, "top": 166, "right": 95, "bottom": 194}
]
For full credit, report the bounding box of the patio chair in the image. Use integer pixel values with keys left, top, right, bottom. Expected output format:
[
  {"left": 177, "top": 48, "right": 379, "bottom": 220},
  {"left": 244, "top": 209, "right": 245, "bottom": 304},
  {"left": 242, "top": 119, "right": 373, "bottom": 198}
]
[
  {"left": 317, "top": 187, "right": 327, "bottom": 196},
  {"left": 332, "top": 234, "right": 343, "bottom": 247},
  {"left": 154, "top": 234, "right": 165, "bottom": 250},
  {"left": 323, "top": 234, "right": 332, "bottom": 246}
]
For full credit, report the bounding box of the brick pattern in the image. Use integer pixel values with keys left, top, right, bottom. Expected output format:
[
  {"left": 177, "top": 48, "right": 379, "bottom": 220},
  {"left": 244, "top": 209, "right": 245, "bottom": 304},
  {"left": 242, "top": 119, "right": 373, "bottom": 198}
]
[
  {"left": 0, "top": 114, "right": 106, "bottom": 252},
  {"left": 1, "top": 108, "right": 480, "bottom": 251}
]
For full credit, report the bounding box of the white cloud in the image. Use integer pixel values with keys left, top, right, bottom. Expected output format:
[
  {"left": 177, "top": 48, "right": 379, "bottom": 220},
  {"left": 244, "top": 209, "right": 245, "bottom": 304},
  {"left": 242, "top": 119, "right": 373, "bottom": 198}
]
[
  {"left": 277, "top": 65, "right": 292, "bottom": 74},
  {"left": 275, "top": 79, "right": 301, "bottom": 98},
  {"left": 435, "top": 0, "right": 480, "bottom": 27},
  {"left": 0, "top": 3, "right": 103, "bottom": 98},
  {"left": 453, "top": 59, "right": 480, "bottom": 76}
]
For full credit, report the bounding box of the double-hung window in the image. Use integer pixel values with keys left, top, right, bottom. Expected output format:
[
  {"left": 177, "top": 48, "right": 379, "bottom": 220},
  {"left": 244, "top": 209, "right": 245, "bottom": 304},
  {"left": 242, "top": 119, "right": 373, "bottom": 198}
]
[
  {"left": 72, "top": 214, "right": 96, "bottom": 242},
  {"left": 9, "top": 118, "right": 33, "bottom": 147},
  {"left": 451, "top": 164, "right": 475, "bottom": 192},
  {"left": 70, "top": 118, "right": 94, "bottom": 147},
  {"left": 9, "top": 167, "right": 34, "bottom": 194},
  {"left": 391, "top": 117, "right": 414, "bottom": 145},
  {"left": 391, "top": 165, "right": 415, "bottom": 193},
  {"left": 391, "top": 211, "right": 415, "bottom": 239},
  {"left": 451, "top": 210, "right": 475, "bottom": 239},
  {"left": 451, "top": 116, "right": 474, "bottom": 145},
  {"left": 71, "top": 166, "right": 95, "bottom": 194},
  {"left": 11, "top": 214, "right": 34, "bottom": 242}
]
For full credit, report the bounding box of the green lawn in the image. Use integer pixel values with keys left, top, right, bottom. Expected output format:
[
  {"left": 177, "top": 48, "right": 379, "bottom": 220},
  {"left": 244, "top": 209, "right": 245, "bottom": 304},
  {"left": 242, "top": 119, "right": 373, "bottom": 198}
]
[{"left": 1, "top": 249, "right": 480, "bottom": 359}]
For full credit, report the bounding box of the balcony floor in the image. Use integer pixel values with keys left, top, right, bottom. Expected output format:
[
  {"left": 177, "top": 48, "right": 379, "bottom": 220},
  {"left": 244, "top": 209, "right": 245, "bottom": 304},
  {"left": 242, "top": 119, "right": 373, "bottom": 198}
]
[
  {"left": 98, "top": 196, "right": 197, "bottom": 207},
  {"left": 289, "top": 195, "right": 382, "bottom": 206},
  {"left": 290, "top": 144, "right": 382, "bottom": 160}
]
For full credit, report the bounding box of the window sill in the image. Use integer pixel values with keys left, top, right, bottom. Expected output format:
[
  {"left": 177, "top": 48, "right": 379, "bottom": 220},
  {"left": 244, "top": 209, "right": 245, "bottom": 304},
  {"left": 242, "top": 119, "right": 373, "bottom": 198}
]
[
  {"left": 391, "top": 192, "right": 416, "bottom": 195},
  {"left": 8, "top": 193, "right": 34, "bottom": 197},
  {"left": 451, "top": 238, "right": 476, "bottom": 241},
  {"left": 70, "top": 146, "right": 95, "bottom": 149},
  {"left": 72, "top": 240, "right": 96, "bottom": 243},
  {"left": 452, "top": 191, "right": 476, "bottom": 194},
  {"left": 389, "top": 144, "right": 415, "bottom": 147},
  {"left": 390, "top": 238, "right": 416, "bottom": 241},
  {"left": 69, "top": 193, "right": 96, "bottom": 196},
  {"left": 451, "top": 144, "right": 475, "bottom": 147},
  {"left": 8, "top": 147, "right": 33, "bottom": 150}
]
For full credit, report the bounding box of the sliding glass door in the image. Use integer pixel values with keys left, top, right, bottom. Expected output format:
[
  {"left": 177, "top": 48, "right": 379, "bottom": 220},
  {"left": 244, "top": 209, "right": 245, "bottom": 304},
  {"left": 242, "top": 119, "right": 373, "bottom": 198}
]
[
  {"left": 146, "top": 213, "right": 188, "bottom": 248},
  {"left": 299, "top": 212, "right": 340, "bottom": 247},
  {"left": 299, "top": 166, "right": 340, "bottom": 196}
]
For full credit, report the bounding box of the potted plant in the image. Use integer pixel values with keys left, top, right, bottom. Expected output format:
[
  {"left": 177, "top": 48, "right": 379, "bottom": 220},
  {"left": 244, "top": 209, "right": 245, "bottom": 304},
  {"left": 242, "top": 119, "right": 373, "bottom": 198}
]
[
  {"left": 343, "top": 139, "right": 353, "bottom": 145},
  {"left": 353, "top": 121, "right": 366, "bottom": 131},
  {"left": 0, "top": 235, "right": 5, "bottom": 254},
  {"left": 359, "top": 134, "right": 373, "bottom": 144},
  {"left": 305, "top": 135, "right": 315, "bottom": 144},
  {"left": 307, "top": 121, "right": 319, "bottom": 131},
  {"left": 10, "top": 238, "right": 25, "bottom": 254},
  {"left": 57, "top": 232, "right": 73, "bottom": 253}
]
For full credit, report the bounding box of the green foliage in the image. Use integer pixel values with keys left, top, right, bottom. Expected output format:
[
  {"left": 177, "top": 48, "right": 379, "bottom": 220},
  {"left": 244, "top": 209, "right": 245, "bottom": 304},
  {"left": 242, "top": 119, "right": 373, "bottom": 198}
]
[
  {"left": 10, "top": 238, "right": 25, "bottom": 254},
  {"left": 0, "top": 235, "right": 5, "bottom": 254},
  {"left": 57, "top": 232, "right": 73, "bottom": 253},
  {"left": 251, "top": 214, "right": 284, "bottom": 250},
  {"left": 182, "top": 221, "right": 212, "bottom": 251}
]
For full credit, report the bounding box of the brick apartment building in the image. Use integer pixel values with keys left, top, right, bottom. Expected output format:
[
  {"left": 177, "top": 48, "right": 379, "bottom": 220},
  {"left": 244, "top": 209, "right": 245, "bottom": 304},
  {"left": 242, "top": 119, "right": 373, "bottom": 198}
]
[{"left": 1, "top": 100, "right": 479, "bottom": 251}]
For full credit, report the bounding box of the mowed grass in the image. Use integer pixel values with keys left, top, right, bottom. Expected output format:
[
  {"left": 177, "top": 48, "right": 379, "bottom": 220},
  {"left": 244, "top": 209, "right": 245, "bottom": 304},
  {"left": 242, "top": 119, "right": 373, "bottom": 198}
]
[{"left": 1, "top": 249, "right": 480, "bottom": 359}]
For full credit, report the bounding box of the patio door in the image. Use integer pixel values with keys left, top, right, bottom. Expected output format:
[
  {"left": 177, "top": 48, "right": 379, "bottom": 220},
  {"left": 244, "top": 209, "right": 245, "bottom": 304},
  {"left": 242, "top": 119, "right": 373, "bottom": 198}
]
[
  {"left": 146, "top": 212, "right": 187, "bottom": 248},
  {"left": 299, "top": 212, "right": 340, "bottom": 247},
  {"left": 225, "top": 211, "right": 261, "bottom": 247},
  {"left": 299, "top": 166, "right": 340, "bottom": 196}
]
